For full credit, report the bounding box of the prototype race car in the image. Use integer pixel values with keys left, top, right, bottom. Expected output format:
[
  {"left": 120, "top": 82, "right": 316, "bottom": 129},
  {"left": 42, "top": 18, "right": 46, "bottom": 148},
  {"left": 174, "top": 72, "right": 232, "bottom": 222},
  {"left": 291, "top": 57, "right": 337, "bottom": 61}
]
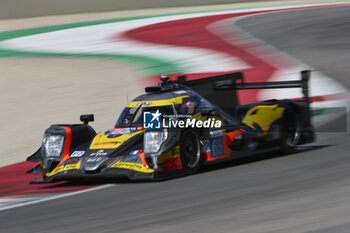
[{"left": 27, "top": 71, "right": 314, "bottom": 183}]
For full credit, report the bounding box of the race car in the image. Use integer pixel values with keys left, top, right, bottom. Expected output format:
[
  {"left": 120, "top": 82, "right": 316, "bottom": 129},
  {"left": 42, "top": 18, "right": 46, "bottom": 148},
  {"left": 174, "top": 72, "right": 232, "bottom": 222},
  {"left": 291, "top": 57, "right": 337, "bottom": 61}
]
[{"left": 27, "top": 71, "right": 314, "bottom": 183}]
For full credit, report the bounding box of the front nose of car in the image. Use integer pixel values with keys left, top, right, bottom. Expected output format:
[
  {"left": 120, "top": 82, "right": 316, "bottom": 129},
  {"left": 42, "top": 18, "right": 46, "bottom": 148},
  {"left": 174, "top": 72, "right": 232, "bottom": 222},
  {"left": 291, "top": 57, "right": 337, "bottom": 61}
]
[{"left": 83, "top": 155, "right": 109, "bottom": 173}]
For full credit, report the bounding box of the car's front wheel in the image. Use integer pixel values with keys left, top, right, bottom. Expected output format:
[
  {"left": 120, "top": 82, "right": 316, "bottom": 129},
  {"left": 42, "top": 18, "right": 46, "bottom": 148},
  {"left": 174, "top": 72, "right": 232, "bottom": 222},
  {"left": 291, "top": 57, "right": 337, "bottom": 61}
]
[{"left": 179, "top": 129, "right": 201, "bottom": 175}]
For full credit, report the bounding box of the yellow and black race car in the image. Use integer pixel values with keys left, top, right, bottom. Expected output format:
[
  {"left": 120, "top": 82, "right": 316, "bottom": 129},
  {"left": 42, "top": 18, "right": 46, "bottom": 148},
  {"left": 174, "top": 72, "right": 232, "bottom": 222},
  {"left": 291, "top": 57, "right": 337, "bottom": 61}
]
[{"left": 27, "top": 71, "right": 314, "bottom": 183}]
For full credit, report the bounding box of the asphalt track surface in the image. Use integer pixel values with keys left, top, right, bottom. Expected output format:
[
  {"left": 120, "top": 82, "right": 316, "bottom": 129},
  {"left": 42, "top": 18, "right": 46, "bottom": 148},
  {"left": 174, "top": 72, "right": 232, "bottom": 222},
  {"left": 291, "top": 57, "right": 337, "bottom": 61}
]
[{"left": 1, "top": 6, "right": 350, "bottom": 233}]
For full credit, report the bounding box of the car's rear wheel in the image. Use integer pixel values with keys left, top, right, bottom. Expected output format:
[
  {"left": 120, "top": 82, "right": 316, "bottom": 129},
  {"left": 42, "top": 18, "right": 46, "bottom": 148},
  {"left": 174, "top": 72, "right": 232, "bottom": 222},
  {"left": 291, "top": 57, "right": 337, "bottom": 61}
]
[
  {"left": 280, "top": 110, "right": 301, "bottom": 153},
  {"left": 179, "top": 129, "right": 201, "bottom": 175}
]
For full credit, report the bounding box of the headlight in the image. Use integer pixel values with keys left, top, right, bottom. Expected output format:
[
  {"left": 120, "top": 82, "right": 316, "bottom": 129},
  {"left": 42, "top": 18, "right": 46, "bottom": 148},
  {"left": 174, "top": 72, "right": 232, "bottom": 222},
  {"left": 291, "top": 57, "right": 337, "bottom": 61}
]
[
  {"left": 42, "top": 134, "right": 64, "bottom": 158},
  {"left": 144, "top": 129, "right": 168, "bottom": 154}
]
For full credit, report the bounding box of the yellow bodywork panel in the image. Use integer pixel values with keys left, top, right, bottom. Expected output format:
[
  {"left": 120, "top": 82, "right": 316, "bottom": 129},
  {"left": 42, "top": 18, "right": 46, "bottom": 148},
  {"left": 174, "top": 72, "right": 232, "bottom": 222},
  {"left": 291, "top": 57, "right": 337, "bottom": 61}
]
[
  {"left": 111, "top": 147, "right": 180, "bottom": 174},
  {"left": 111, "top": 161, "right": 154, "bottom": 173},
  {"left": 126, "top": 96, "right": 189, "bottom": 108},
  {"left": 89, "top": 129, "right": 144, "bottom": 149},
  {"left": 242, "top": 104, "right": 285, "bottom": 136},
  {"left": 47, "top": 161, "right": 81, "bottom": 177},
  {"left": 158, "top": 145, "right": 180, "bottom": 164}
]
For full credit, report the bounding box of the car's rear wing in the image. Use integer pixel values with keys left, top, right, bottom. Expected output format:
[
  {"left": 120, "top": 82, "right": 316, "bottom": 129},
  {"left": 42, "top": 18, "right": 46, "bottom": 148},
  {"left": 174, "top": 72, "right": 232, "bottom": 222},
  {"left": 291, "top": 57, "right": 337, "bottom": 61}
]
[
  {"left": 178, "top": 70, "right": 311, "bottom": 103},
  {"left": 235, "top": 70, "right": 310, "bottom": 103},
  {"left": 177, "top": 70, "right": 311, "bottom": 117}
]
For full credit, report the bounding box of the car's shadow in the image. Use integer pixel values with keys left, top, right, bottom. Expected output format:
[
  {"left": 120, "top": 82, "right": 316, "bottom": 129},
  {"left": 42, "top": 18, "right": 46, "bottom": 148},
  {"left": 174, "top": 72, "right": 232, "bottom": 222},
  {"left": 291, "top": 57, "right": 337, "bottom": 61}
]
[
  {"left": 41, "top": 144, "right": 331, "bottom": 188},
  {"left": 199, "top": 144, "right": 330, "bottom": 174}
]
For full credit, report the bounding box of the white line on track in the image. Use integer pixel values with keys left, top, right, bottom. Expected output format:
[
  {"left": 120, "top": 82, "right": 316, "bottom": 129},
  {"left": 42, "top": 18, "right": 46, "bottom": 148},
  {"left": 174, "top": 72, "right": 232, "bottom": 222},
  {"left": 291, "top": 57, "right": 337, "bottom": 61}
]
[{"left": 0, "top": 184, "right": 115, "bottom": 212}]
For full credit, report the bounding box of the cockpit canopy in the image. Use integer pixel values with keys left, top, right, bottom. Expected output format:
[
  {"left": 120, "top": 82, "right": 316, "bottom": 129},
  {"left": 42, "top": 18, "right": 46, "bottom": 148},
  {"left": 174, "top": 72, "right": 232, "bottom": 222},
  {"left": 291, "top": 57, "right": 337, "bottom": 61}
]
[
  {"left": 115, "top": 91, "right": 196, "bottom": 127},
  {"left": 115, "top": 72, "right": 246, "bottom": 128}
]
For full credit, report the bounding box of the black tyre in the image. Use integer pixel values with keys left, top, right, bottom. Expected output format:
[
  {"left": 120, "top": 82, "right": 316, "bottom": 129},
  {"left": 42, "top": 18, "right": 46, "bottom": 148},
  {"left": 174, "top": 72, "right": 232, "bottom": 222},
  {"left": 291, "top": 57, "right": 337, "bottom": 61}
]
[
  {"left": 280, "top": 109, "right": 301, "bottom": 153},
  {"left": 179, "top": 130, "right": 201, "bottom": 175}
]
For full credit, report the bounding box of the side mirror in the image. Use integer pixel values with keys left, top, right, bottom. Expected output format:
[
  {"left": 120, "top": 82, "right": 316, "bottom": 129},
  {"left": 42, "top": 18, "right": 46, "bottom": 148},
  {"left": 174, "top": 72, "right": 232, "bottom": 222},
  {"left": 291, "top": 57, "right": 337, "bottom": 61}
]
[
  {"left": 80, "top": 114, "right": 94, "bottom": 124},
  {"left": 201, "top": 108, "right": 218, "bottom": 117}
]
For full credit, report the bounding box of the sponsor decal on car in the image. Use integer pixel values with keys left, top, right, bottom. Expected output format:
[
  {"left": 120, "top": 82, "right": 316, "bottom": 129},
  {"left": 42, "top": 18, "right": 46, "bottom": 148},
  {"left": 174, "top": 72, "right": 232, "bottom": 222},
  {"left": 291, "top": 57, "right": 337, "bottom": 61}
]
[
  {"left": 111, "top": 160, "right": 154, "bottom": 173},
  {"left": 106, "top": 128, "right": 137, "bottom": 135},
  {"left": 90, "top": 149, "right": 108, "bottom": 157},
  {"left": 46, "top": 161, "right": 82, "bottom": 177},
  {"left": 86, "top": 157, "right": 102, "bottom": 163},
  {"left": 133, "top": 101, "right": 152, "bottom": 107},
  {"left": 70, "top": 151, "right": 85, "bottom": 157},
  {"left": 129, "top": 150, "right": 142, "bottom": 155}
]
